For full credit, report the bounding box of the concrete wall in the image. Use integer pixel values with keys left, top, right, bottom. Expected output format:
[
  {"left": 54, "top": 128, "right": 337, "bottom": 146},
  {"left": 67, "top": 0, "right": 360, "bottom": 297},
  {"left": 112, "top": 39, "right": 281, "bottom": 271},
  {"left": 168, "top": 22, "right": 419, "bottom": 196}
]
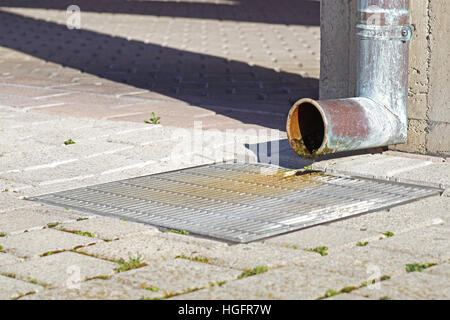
[{"left": 320, "top": 0, "right": 450, "bottom": 157}]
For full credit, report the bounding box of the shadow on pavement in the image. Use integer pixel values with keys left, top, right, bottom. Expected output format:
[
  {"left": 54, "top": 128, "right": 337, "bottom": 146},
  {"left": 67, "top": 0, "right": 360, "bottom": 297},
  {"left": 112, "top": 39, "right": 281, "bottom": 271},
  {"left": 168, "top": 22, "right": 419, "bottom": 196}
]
[
  {"left": 0, "top": 9, "right": 319, "bottom": 130},
  {"left": 0, "top": 0, "right": 320, "bottom": 26}
]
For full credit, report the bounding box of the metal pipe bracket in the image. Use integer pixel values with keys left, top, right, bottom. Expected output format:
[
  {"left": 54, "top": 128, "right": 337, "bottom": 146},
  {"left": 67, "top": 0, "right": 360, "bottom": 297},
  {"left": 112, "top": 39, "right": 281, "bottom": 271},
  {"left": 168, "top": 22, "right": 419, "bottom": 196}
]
[{"left": 357, "top": 24, "right": 414, "bottom": 42}]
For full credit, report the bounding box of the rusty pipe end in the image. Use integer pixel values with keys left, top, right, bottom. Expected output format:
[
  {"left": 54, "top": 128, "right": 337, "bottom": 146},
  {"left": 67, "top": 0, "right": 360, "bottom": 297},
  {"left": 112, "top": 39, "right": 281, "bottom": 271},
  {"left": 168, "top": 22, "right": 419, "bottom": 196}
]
[
  {"left": 287, "top": 97, "right": 407, "bottom": 159},
  {"left": 286, "top": 98, "right": 329, "bottom": 159}
]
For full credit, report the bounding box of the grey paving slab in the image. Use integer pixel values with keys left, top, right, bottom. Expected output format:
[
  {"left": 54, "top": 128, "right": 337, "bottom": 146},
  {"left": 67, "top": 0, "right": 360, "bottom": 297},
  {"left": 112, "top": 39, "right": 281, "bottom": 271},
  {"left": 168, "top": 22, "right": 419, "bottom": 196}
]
[
  {"left": 422, "top": 262, "right": 450, "bottom": 277},
  {"left": 313, "top": 154, "right": 449, "bottom": 188},
  {"left": 0, "top": 206, "right": 79, "bottom": 235},
  {"left": 148, "top": 233, "right": 321, "bottom": 270},
  {"left": 352, "top": 270, "right": 450, "bottom": 300},
  {"left": 0, "top": 193, "right": 38, "bottom": 213},
  {"left": 369, "top": 226, "right": 450, "bottom": 261},
  {"left": 20, "top": 279, "right": 152, "bottom": 300},
  {"left": 173, "top": 265, "right": 360, "bottom": 300},
  {"left": 0, "top": 141, "right": 134, "bottom": 172},
  {"left": 0, "top": 252, "right": 23, "bottom": 267},
  {"left": 79, "top": 231, "right": 318, "bottom": 270},
  {"left": 296, "top": 245, "right": 435, "bottom": 283},
  {"left": 0, "top": 228, "right": 97, "bottom": 258},
  {"left": 78, "top": 231, "right": 224, "bottom": 265},
  {"left": 396, "top": 163, "right": 450, "bottom": 188},
  {"left": 115, "top": 259, "right": 241, "bottom": 297},
  {"left": 0, "top": 275, "right": 41, "bottom": 300},
  {"left": 0, "top": 252, "right": 117, "bottom": 288},
  {"left": 59, "top": 216, "right": 159, "bottom": 241},
  {"left": 263, "top": 225, "right": 380, "bottom": 250},
  {"left": 0, "top": 154, "right": 157, "bottom": 185},
  {"left": 328, "top": 195, "right": 450, "bottom": 233}
]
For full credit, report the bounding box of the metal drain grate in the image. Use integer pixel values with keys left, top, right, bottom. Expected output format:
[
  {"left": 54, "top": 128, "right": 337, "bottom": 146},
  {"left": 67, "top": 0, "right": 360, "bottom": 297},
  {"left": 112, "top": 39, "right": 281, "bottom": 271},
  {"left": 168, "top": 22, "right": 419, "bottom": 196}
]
[{"left": 30, "top": 162, "right": 442, "bottom": 243}]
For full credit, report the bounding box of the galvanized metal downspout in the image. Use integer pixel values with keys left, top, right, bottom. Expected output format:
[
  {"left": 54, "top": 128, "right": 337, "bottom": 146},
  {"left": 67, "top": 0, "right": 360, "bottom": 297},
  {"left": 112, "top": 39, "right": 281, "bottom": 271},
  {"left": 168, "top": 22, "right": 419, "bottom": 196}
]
[{"left": 287, "top": 0, "right": 414, "bottom": 159}]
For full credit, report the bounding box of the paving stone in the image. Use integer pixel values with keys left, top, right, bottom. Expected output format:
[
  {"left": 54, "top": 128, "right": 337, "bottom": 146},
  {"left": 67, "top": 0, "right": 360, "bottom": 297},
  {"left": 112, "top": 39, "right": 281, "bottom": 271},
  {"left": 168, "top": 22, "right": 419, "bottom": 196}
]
[
  {"left": 149, "top": 233, "right": 321, "bottom": 270},
  {"left": 263, "top": 225, "right": 380, "bottom": 250},
  {"left": 0, "top": 252, "right": 117, "bottom": 288},
  {"left": 78, "top": 231, "right": 223, "bottom": 264},
  {"left": 115, "top": 259, "right": 241, "bottom": 296},
  {"left": 0, "top": 140, "right": 134, "bottom": 172},
  {"left": 20, "top": 279, "right": 152, "bottom": 300},
  {"left": 369, "top": 226, "right": 450, "bottom": 261},
  {"left": 59, "top": 216, "right": 159, "bottom": 240},
  {"left": 313, "top": 154, "right": 449, "bottom": 188},
  {"left": 0, "top": 206, "right": 79, "bottom": 235},
  {"left": 79, "top": 231, "right": 318, "bottom": 270},
  {"left": 328, "top": 195, "right": 450, "bottom": 233},
  {"left": 396, "top": 163, "right": 450, "bottom": 188},
  {"left": 173, "top": 265, "right": 360, "bottom": 300},
  {"left": 0, "top": 193, "right": 38, "bottom": 213},
  {"left": 352, "top": 271, "right": 450, "bottom": 300},
  {"left": 0, "top": 228, "right": 97, "bottom": 258},
  {"left": 0, "top": 252, "right": 23, "bottom": 267},
  {"left": 296, "top": 245, "right": 435, "bottom": 284},
  {"left": 422, "top": 262, "right": 450, "bottom": 277},
  {"left": 0, "top": 275, "right": 42, "bottom": 300}
]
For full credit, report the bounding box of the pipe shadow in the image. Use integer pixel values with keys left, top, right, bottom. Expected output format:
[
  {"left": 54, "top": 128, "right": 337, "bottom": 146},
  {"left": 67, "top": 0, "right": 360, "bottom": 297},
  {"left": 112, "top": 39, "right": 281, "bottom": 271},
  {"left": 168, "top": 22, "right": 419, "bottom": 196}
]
[
  {"left": 0, "top": 10, "right": 319, "bottom": 130},
  {"left": 0, "top": 0, "right": 320, "bottom": 26},
  {"left": 245, "top": 139, "right": 386, "bottom": 169}
]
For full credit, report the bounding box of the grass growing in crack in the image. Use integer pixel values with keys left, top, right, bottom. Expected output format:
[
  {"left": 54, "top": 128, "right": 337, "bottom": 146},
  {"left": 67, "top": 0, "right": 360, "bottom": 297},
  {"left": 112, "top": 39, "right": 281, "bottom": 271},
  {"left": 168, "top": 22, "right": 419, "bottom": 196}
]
[
  {"left": 357, "top": 241, "right": 369, "bottom": 247},
  {"left": 166, "top": 229, "right": 190, "bottom": 236},
  {"left": 320, "top": 275, "right": 392, "bottom": 300},
  {"left": 175, "top": 254, "right": 210, "bottom": 264},
  {"left": 406, "top": 263, "right": 436, "bottom": 273},
  {"left": 144, "top": 112, "right": 161, "bottom": 125},
  {"left": 87, "top": 275, "right": 110, "bottom": 281},
  {"left": 0, "top": 245, "right": 4, "bottom": 251},
  {"left": 144, "top": 286, "right": 160, "bottom": 292},
  {"left": 237, "top": 266, "right": 269, "bottom": 279},
  {"left": 340, "top": 286, "right": 358, "bottom": 294},
  {"left": 304, "top": 246, "right": 328, "bottom": 256},
  {"left": 115, "top": 253, "right": 147, "bottom": 273},
  {"left": 40, "top": 250, "right": 64, "bottom": 257},
  {"left": 147, "top": 287, "right": 204, "bottom": 300},
  {"left": 360, "top": 275, "right": 390, "bottom": 288},
  {"left": 324, "top": 290, "right": 339, "bottom": 298},
  {"left": 46, "top": 222, "right": 59, "bottom": 228},
  {"left": 1, "top": 272, "right": 16, "bottom": 279},
  {"left": 77, "top": 217, "right": 89, "bottom": 221},
  {"left": 383, "top": 232, "right": 395, "bottom": 238},
  {"left": 64, "top": 138, "right": 76, "bottom": 146},
  {"left": 380, "top": 296, "right": 392, "bottom": 300},
  {"left": 74, "top": 230, "right": 95, "bottom": 238},
  {"left": 120, "top": 218, "right": 128, "bottom": 221},
  {"left": 0, "top": 232, "right": 6, "bottom": 237}
]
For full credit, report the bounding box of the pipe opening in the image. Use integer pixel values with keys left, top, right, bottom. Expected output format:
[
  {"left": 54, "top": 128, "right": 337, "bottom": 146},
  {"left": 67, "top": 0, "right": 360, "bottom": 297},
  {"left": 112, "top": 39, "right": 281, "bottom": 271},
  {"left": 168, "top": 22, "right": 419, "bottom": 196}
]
[{"left": 298, "top": 102, "right": 325, "bottom": 154}]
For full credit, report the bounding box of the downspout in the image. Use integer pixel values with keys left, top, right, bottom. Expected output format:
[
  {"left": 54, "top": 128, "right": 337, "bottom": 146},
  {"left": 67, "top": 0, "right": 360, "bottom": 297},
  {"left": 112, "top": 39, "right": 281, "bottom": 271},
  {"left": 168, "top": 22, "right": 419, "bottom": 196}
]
[{"left": 286, "top": 0, "right": 414, "bottom": 159}]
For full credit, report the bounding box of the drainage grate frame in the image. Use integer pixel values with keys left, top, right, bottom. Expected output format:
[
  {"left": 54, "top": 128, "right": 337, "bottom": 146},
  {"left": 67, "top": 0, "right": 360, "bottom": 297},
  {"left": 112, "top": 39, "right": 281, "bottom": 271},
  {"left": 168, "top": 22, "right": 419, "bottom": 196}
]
[{"left": 29, "top": 162, "right": 443, "bottom": 243}]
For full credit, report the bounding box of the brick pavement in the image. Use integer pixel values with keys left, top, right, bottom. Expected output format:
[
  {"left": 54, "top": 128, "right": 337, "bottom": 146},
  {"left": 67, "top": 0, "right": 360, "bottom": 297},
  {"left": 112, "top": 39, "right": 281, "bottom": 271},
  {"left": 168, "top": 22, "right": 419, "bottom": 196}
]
[
  {"left": 0, "top": 1, "right": 449, "bottom": 300},
  {"left": 0, "top": 0, "right": 319, "bottom": 131}
]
